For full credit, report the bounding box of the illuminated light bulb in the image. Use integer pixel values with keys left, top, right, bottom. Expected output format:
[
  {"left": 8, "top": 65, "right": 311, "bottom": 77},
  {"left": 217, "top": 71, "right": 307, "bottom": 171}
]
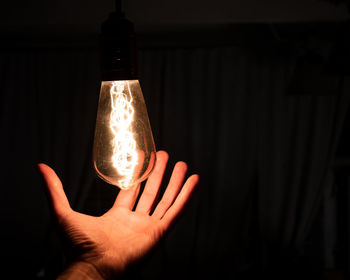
[
  {"left": 93, "top": 2, "right": 156, "bottom": 190},
  {"left": 93, "top": 80, "right": 156, "bottom": 190}
]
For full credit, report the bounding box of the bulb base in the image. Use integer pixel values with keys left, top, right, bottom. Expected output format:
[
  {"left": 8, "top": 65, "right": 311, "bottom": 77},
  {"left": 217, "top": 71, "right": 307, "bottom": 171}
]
[{"left": 100, "top": 12, "right": 138, "bottom": 81}]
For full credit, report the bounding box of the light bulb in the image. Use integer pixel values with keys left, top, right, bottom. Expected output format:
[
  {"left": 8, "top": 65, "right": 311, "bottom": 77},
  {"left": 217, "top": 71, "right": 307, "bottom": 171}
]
[
  {"left": 93, "top": 80, "right": 156, "bottom": 190},
  {"left": 94, "top": 5, "right": 155, "bottom": 189}
]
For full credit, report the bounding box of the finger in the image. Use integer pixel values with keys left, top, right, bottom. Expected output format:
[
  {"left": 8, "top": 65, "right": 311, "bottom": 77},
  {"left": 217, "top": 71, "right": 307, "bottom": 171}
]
[
  {"left": 112, "top": 183, "right": 140, "bottom": 210},
  {"left": 152, "top": 161, "right": 188, "bottom": 219},
  {"left": 37, "top": 163, "right": 72, "bottom": 220},
  {"left": 135, "top": 151, "right": 168, "bottom": 214},
  {"left": 161, "top": 174, "right": 199, "bottom": 229}
]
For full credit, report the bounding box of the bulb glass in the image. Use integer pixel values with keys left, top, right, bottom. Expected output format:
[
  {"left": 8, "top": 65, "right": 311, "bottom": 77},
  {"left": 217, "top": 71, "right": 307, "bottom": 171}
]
[{"left": 93, "top": 80, "right": 156, "bottom": 189}]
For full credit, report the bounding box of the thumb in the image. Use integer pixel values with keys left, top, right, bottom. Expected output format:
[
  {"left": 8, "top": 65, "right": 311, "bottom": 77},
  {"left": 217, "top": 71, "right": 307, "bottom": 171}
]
[{"left": 38, "top": 163, "right": 72, "bottom": 221}]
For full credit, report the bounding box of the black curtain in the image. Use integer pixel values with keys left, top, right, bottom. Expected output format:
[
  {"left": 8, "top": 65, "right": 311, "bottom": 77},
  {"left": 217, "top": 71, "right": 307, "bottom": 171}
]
[{"left": 0, "top": 27, "right": 348, "bottom": 279}]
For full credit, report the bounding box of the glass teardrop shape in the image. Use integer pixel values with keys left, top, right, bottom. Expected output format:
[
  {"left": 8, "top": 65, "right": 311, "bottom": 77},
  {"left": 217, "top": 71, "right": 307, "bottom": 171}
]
[{"left": 93, "top": 80, "right": 156, "bottom": 190}]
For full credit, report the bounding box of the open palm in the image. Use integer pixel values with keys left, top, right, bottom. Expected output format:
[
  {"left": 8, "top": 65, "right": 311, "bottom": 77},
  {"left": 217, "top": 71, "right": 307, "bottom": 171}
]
[{"left": 38, "top": 151, "right": 199, "bottom": 279}]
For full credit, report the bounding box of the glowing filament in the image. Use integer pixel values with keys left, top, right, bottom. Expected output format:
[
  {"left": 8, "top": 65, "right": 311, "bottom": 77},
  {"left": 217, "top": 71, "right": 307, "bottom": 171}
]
[{"left": 110, "top": 81, "right": 138, "bottom": 188}]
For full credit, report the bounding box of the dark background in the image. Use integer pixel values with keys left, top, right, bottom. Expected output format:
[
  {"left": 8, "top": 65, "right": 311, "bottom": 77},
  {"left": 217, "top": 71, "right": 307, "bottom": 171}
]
[{"left": 1, "top": 0, "right": 350, "bottom": 279}]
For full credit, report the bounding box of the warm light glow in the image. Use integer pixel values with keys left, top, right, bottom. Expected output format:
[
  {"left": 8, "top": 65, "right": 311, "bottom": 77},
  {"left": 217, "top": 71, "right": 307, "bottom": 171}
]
[
  {"left": 109, "top": 81, "right": 138, "bottom": 188},
  {"left": 93, "top": 80, "right": 156, "bottom": 190}
]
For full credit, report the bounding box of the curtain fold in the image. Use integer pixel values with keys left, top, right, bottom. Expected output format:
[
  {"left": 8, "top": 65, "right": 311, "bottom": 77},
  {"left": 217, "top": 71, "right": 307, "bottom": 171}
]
[{"left": 257, "top": 75, "right": 350, "bottom": 269}]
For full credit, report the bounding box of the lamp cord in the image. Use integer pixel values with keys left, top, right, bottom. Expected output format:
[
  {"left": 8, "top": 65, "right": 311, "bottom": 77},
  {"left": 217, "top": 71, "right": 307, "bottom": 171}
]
[{"left": 115, "top": 0, "right": 122, "bottom": 13}]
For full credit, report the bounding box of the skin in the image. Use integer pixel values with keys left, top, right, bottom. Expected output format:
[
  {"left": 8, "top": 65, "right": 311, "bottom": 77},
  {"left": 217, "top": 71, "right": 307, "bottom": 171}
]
[{"left": 38, "top": 151, "right": 200, "bottom": 280}]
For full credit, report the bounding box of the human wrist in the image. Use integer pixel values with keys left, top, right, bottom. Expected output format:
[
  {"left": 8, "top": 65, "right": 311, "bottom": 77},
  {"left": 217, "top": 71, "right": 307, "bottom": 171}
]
[{"left": 57, "top": 261, "right": 106, "bottom": 280}]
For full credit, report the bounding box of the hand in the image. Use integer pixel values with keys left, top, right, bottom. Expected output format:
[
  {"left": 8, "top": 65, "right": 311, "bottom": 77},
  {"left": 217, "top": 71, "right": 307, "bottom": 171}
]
[{"left": 38, "top": 151, "right": 199, "bottom": 280}]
